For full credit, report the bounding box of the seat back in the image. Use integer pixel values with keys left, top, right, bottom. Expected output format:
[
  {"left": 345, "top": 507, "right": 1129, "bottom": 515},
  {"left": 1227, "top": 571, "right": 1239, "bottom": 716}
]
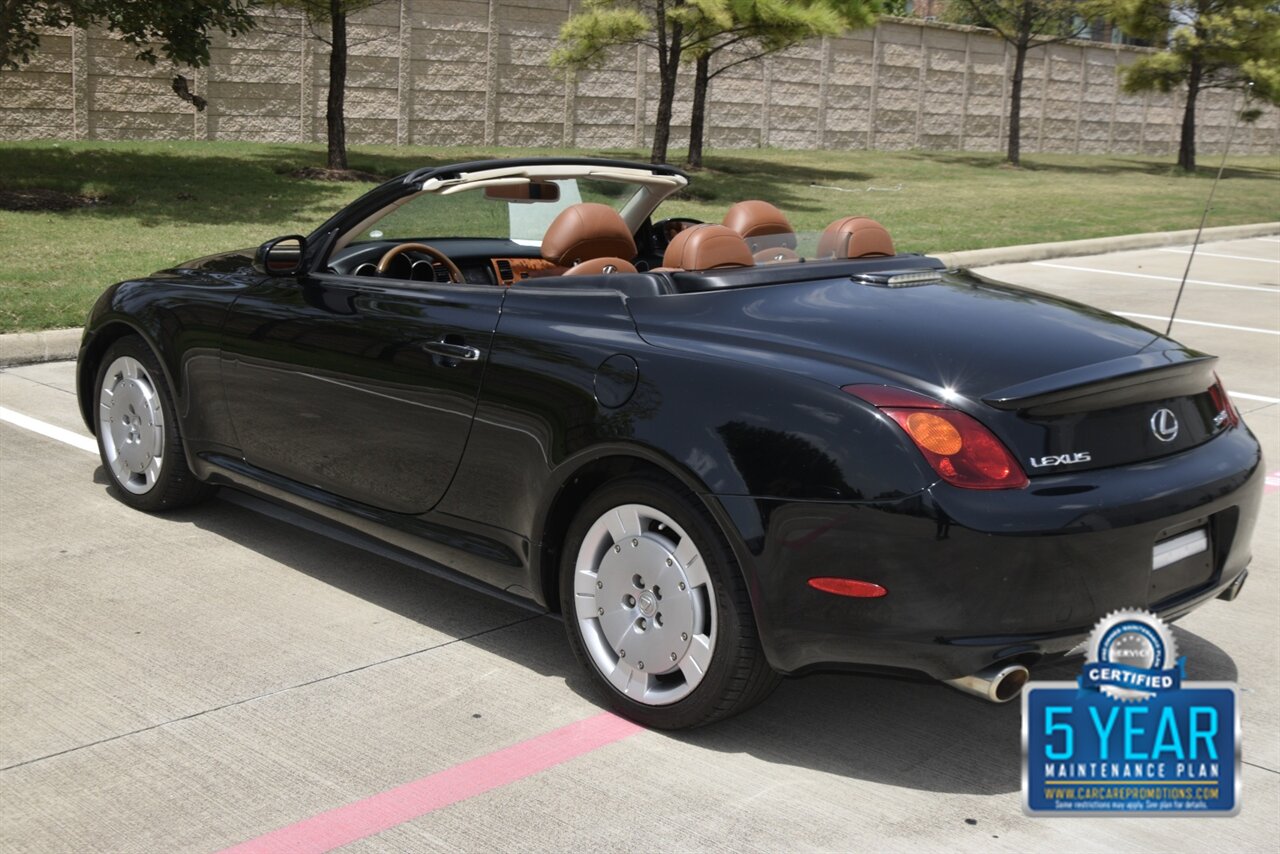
[
  {"left": 818, "top": 216, "right": 895, "bottom": 259},
  {"left": 722, "top": 200, "right": 797, "bottom": 257},
  {"left": 563, "top": 257, "right": 638, "bottom": 276},
  {"left": 541, "top": 203, "right": 636, "bottom": 267},
  {"left": 662, "top": 224, "right": 755, "bottom": 271}
]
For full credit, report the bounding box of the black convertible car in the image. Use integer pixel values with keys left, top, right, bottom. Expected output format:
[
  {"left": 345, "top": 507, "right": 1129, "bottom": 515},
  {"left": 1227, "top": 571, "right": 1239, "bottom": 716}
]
[{"left": 77, "top": 157, "right": 1261, "bottom": 729}]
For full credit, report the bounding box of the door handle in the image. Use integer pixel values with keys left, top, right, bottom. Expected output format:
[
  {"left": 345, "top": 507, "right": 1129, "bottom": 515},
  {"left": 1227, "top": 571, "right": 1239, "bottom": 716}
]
[{"left": 421, "top": 339, "right": 482, "bottom": 362}]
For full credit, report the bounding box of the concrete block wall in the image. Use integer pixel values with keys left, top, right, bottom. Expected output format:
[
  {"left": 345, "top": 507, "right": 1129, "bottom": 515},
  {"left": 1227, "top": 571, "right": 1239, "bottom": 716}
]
[{"left": 1, "top": 3, "right": 1276, "bottom": 156}]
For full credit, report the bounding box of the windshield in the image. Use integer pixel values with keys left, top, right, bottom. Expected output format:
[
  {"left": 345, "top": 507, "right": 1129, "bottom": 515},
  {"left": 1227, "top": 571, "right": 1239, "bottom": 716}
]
[{"left": 358, "top": 178, "right": 643, "bottom": 246}]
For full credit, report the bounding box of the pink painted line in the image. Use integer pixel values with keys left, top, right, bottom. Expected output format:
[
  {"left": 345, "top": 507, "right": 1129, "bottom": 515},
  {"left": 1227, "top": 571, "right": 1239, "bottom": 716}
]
[
  {"left": 219, "top": 712, "right": 643, "bottom": 854},
  {"left": 1265, "top": 470, "right": 1280, "bottom": 495}
]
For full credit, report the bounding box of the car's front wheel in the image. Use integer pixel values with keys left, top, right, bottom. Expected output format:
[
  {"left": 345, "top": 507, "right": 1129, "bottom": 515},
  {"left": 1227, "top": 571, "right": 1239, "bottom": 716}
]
[
  {"left": 94, "top": 336, "right": 215, "bottom": 512},
  {"left": 560, "top": 476, "right": 779, "bottom": 729}
]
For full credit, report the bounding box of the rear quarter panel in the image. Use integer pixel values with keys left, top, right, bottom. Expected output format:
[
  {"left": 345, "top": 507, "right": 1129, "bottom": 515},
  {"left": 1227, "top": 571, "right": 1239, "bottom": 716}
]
[{"left": 438, "top": 285, "right": 936, "bottom": 566}]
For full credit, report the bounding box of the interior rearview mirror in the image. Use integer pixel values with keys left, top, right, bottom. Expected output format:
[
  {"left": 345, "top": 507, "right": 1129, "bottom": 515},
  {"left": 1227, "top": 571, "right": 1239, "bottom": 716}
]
[
  {"left": 484, "top": 181, "right": 561, "bottom": 203},
  {"left": 255, "top": 235, "right": 306, "bottom": 276}
]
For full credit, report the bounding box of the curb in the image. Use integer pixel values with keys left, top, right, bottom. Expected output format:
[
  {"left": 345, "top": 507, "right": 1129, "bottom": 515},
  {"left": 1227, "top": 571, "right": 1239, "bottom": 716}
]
[
  {"left": 932, "top": 221, "right": 1280, "bottom": 269},
  {"left": 1, "top": 222, "right": 1276, "bottom": 368},
  {"left": 0, "top": 327, "right": 82, "bottom": 368}
]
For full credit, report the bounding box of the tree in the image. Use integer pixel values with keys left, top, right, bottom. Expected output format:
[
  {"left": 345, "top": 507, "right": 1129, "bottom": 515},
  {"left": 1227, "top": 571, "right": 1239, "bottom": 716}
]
[
  {"left": 552, "top": 1, "right": 877, "bottom": 166},
  {"left": 280, "top": 0, "right": 385, "bottom": 171},
  {"left": 949, "top": 1, "right": 1089, "bottom": 166},
  {"left": 552, "top": 0, "right": 708, "bottom": 164},
  {"left": 684, "top": 0, "right": 880, "bottom": 168},
  {"left": 1, "top": 2, "right": 257, "bottom": 97},
  {"left": 1098, "top": 0, "right": 1280, "bottom": 172}
]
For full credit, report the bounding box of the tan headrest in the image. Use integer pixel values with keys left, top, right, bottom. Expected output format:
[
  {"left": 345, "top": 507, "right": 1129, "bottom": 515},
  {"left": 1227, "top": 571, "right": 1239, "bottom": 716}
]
[
  {"left": 662, "top": 224, "right": 755, "bottom": 271},
  {"left": 818, "top": 216, "right": 895, "bottom": 259},
  {"left": 563, "top": 257, "right": 638, "bottom": 276},
  {"left": 541, "top": 203, "right": 636, "bottom": 267},
  {"left": 722, "top": 200, "right": 797, "bottom": 250}
]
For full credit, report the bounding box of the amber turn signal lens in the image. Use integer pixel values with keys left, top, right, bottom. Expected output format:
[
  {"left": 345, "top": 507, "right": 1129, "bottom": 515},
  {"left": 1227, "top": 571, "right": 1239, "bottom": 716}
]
[{"left": 904, "top": 412, "right": 963, "bottom": 455}]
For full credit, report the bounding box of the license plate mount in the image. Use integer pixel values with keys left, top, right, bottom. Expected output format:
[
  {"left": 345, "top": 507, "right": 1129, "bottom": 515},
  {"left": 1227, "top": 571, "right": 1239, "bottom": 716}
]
[{"left": 1148, "top": 522, "right": 1214, "bottom": 605}]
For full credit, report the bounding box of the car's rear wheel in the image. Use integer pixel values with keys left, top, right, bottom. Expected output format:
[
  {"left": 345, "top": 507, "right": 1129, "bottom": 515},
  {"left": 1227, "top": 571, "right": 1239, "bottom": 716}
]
[
  {"left": 94, "top": 336, "right": 215, "bottom": 512},
  {"left": 560, "top": 476, "right": 779, "bottom": 729}
]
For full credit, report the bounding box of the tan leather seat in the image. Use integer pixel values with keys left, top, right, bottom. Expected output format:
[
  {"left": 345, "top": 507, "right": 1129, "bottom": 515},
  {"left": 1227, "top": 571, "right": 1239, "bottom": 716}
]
[
  {"left": 722, "top": 200, "right": 798, "bottom": 263},
  {"left": 661, "top": 224, "right": 755, "bottom": 271},
  {"left": 562, "top": 256, "right": 637, "bottom": 276},
  {"left": 541, "top": 202, "right": 637, "bottom": 275},
  {"left": 818, "top": 216, "right": 895, "bottom": 259}
]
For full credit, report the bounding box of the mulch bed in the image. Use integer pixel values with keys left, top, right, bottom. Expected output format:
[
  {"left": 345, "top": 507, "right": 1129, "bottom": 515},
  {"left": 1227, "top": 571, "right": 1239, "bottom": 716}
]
[{"left": 0, "top": 187, "right": 106, "bottom": 212}]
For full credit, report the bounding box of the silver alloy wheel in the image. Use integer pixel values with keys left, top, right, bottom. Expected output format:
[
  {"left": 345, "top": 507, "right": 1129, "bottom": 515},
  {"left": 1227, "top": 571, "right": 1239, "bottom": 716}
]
[
  {"left": 573, "top": 503, "right": 717, "bottom": 705},
  {"left": 98, "top": 355, "right": 165, "bottom": 495}
]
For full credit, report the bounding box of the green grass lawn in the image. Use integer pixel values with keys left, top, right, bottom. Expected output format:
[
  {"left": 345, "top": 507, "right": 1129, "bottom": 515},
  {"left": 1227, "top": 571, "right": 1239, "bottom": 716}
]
[{"left": 1, "top": 139, "right": 1277, "bottom": 333}]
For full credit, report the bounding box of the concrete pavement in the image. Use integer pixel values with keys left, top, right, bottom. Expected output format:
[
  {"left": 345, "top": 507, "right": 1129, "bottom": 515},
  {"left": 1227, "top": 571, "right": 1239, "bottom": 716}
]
[{"left": 1, "top": 236, "right": 1277, "bottom": 852}]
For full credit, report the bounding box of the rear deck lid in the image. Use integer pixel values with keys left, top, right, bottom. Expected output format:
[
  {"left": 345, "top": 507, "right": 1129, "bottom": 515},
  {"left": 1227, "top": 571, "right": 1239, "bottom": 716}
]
[
  {"left": 981, "top": 349, "right": 1232, "bottom": 475},
  {"left": 627, "top": 270, "right": 1235, "bottom": 477}
]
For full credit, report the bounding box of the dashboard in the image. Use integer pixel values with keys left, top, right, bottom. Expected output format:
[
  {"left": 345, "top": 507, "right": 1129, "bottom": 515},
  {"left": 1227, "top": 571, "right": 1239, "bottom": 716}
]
[{"left": 323, "top": 218, "right": 704, "bottom": 286}]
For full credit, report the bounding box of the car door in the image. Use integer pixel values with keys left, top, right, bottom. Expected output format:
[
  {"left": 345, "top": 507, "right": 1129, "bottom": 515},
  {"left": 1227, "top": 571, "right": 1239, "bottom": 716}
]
[{"left": 219, "top": 271, "right": 503, "bottom": 515}]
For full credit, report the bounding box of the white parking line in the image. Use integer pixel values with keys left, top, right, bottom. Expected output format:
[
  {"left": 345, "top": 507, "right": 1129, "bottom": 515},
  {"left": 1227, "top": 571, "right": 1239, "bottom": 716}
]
[
  {"left": 1255, "top": 237, "right": 1280, "bottom": 244},
  {"left": 1229, "top": 391, "right": 1280, "bottom": 404},
  {"left": 1031, "top": 262, "right": 1280, "bottom": 293},
  {"left": 1159, "top": 248, "right": 1280, "bottom": 263},
  {"left": 1118, "top": 312, "right": 1280, "bottom": 335},
  {"left": 0, "top": 405, "right": 96, "bottom": 453}
]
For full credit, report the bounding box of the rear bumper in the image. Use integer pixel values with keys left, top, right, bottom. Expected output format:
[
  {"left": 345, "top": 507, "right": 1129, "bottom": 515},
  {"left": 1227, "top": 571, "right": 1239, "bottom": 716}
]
[{"left": 712, "top": 426, "right": 1263, "bottom": 679}]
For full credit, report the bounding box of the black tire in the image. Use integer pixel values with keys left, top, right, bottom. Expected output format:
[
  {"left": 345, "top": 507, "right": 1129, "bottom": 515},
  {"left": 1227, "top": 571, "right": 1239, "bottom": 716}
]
[
  {"left": 560, "top": 475, "right": 780, "bottom": 729},
  {"left": 93, "top": 335, "right": 216, "bottom": 512}
]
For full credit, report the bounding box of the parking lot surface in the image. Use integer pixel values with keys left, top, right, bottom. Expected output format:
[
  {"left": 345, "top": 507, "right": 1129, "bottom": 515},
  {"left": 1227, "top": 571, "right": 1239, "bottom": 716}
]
[{"left": 1, "top": 237, "right": 1277, "bottom": 852}]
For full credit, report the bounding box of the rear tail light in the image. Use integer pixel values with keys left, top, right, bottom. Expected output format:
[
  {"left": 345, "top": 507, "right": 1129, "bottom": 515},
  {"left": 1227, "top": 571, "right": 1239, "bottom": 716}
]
[
  {"left": 1208, "top": 375, "right": 1239, "bottom": 429},
  {"left": 843, "top": 384, "right": 1028, "bottom": 490}
]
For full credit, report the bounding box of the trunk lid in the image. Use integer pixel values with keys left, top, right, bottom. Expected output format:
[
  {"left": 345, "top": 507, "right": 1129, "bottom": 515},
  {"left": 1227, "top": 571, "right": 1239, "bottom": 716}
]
[{"left": 628, "top": 271, "right": 1232, "bottom": 475}]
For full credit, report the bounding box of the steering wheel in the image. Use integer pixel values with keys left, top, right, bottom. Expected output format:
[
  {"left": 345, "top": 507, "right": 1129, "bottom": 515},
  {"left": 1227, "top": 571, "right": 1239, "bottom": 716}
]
[
  {"left": 376, "top": 242, "right": 464, "bottom": 283},
  {"left": 651, "top": 217, "right": 704, "bottom": 250}
]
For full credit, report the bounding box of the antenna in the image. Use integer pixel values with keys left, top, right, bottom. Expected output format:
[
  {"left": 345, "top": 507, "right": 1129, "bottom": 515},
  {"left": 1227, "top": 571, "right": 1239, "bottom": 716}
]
[{"left": 1166, "top": 85, "right": 1251, "bottom": 336}]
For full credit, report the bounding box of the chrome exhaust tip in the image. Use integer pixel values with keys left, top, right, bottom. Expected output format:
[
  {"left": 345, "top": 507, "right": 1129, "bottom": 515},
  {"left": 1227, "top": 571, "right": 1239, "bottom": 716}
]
[{"left": 943, "top": 662, "right": 1030, "bottom": 704}]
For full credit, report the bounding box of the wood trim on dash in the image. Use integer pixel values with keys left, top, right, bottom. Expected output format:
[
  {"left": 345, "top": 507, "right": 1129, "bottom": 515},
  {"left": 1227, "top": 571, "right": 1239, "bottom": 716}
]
[{"left": 491, "top": 258, "right": 565, "bottom": 286}]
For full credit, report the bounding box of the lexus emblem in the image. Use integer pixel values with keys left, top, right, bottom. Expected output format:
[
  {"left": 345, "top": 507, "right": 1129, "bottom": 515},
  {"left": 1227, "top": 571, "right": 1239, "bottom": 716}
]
[{"left": 1150, "top": 408, "right": 1179, "bottom": 443}]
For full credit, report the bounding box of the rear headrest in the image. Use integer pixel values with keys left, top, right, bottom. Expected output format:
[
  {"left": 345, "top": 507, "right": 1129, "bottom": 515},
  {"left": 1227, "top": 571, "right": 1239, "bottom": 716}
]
[
  {"left": 662, "top": 224, "right": 755, "bottom": 271},
  {"left": 818, "top": 216, "right": 895, "bottom": 259},
  {"left": 722, "top": 200, "right": 797, "bottom": 251},
  {"left": 541, "top": 202, "right": 636, "bottom": 267}
]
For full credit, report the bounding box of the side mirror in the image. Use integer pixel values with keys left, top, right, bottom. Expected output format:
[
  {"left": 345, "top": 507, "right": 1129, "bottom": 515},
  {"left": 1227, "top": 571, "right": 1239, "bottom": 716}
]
[{"left": 255, "top": 235, "right": 306, "bottom": 276}]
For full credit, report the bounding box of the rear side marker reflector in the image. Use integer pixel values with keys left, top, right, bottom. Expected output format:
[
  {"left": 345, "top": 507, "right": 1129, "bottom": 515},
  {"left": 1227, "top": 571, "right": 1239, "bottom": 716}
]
[{"left": 808, "top": 577, "right": 888, "bottom": 598}]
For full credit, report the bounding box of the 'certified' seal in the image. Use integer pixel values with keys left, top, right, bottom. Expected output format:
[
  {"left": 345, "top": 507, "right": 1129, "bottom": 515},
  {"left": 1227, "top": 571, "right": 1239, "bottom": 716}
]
[{"left": 1080, "top": 609, "right": 1182, "bottom": 701}]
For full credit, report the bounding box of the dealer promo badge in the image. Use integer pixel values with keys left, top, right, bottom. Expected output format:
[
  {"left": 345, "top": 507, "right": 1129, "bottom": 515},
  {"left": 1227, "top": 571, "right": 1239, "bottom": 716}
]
[{"left": 1022, "top": 609, "right": 1241, "bottom": 815}]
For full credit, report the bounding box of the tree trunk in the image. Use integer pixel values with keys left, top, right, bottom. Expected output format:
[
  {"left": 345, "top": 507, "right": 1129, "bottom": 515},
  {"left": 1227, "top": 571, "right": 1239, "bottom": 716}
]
[
  {"left": 1007, "top": 41, "right": 1027, "bottom": 167},
  {"left": 650, "top": 0, "right": 681, "bottom": 164},
  {"left": 651, "top": 65, "right": 677, "bottom": 164},
  {"left": 326, "top": 2, "right": 348, "bottom": 171},
  {"left": 1178, "top": 57, "right": 1201, "bottom": 172},
  {"left": 686, "top": 54, "right": 710, "bottom": 169}
]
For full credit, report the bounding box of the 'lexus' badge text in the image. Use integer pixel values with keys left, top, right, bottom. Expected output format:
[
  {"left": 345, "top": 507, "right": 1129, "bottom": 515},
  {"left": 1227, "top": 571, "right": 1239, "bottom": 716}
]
[{"left": 1028, "top": 452, "right": 1092, "bottom": 469}]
